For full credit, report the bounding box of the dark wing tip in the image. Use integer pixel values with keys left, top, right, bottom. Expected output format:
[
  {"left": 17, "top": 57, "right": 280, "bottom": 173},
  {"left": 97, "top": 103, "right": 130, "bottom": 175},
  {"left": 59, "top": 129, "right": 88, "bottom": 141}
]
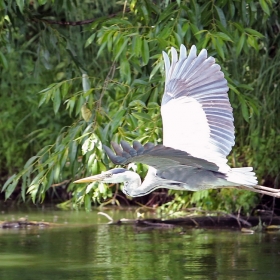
[
  {"left": 103, "top": 144, "right": 127, "bottom": 165},
  {"left": 133, "top": 141, "right": 144, "bottom": 154},
  {"left": 110, "top": 141, "right": 123, "bottom": 156},
  {"left": 143, "top": 142, "right": 155, "bottom": 150},
  {"left": 120, "top": 140, "right": 137, "bottom": 156}
]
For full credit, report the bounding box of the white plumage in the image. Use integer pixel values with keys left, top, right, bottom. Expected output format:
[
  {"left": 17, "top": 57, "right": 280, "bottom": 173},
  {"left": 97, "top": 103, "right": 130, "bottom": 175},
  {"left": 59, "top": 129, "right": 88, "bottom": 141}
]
[{"left": 162, "top": 45, "right": 255, "bottom": 183}]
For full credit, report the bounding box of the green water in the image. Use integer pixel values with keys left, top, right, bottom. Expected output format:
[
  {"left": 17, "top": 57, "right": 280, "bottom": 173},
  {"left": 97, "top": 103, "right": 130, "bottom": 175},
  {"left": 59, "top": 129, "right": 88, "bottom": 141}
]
[{"left": 0, "top": 207, "right": 279, "bottom": 280}]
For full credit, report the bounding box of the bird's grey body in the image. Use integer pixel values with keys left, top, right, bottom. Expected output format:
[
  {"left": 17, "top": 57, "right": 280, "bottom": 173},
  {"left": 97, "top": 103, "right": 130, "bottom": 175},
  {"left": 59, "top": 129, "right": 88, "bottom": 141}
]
[
  {"left": 74, "top": 45, "right": 280, "bottom": 198},
  {"left": 102, "top": 141, "right": 253, "bottom": 197}
]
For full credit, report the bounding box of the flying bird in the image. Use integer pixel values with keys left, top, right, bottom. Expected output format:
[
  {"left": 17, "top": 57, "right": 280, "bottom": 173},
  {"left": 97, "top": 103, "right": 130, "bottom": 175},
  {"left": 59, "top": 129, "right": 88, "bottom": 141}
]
[{"left": 74, "top": 45, "right": 280, "bottom": 198}]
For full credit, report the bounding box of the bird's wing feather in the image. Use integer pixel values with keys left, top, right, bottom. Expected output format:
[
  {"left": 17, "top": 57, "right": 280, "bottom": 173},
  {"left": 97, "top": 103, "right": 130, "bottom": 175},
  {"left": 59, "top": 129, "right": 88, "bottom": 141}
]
[
  {"left": 103, "top": 141, "right": 220, "bottom": 172},
  {"left": 161, "top": 45, "right": 234, "bottom": 170}
]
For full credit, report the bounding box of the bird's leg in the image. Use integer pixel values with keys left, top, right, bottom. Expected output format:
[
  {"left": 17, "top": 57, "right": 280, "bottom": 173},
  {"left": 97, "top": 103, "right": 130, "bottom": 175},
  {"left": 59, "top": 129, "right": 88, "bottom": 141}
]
[
  {"left": 253, "top": 185, "right": 280, "bottom": 193},
  {"left": 236, "top": 185, "right": 280, "bottom": 198}
]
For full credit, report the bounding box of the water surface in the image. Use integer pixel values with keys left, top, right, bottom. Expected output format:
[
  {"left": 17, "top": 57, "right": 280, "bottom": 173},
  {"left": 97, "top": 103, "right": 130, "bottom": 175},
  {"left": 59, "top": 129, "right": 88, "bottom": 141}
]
[{"left": 0, "top": 207, "right": 279, "bottom": 280}]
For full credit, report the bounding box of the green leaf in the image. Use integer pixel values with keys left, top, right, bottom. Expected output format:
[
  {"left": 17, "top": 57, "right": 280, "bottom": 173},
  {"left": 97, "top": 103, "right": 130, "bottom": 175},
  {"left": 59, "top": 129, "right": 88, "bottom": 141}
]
[
  {"left": 106, "top": 31, "right": 114, "bottom": 52},
  {"left": 24, "top": 156, "right": 39, "bottom": 169},
  {"left": 190, "top": 23, "right": 200, "bottom": 38},
  {"left": 5, "top": 180, "right": 18, "bottom": 200},
  {"left": 173, "top": 32, "right": 182, "bottom": 46},
  {"left": 195, "top": 30, "right": 208, "bottom": 35},
  {"left": 232, "top": 23, "right": 244, "bottom": 33},
  {"left": 120, "top": 59, "right": 131, "bottom": 84},
  {"left": 61, "top": 82, "right": 69, "bottom": 98},
  {"left": 53, "top": 164, "right": 60, "bottom": 182},
  {"left": 190, "top": 190, "right": 209, "bottom": 204},
  {"left": 142, "top": 39, "right": 150, "bottom": 65},
  {"left": 241, "top": 101, "right": 249, "bottom": 122},
  {"left": 201, "top": 33, "right": 211, "bottom": 49},
  {"left": 157, "top": 2, "right": 177, "bottom": 24},
  {"left": 259, "top": 0, "right": 270, "bottom": 15},
  {"left": 214, "top": 38, "right": 225, "bottom": 60},
  {"left": 215, "top": 6, "right": 227, "bottom": 27},
  {"left": 39, "top": 84, "right": 57, "bottom": 93},
  {"left": 229, "top": 1, "right": 235, "bottom": 19},
  {"left": 132, "top": 36, "right": 142, "bottom": 56},
  {"left": 46, "top": 169, "right": 54, "bottom": 192},
  {"left": 0, "top": 51, "right": 8, "bottom": 69},
  {"left": 247, "top": 36, "right": 259, "bottom": 51},
  {"left": 30, "top": 171, "right": 45, "bottom": 186},
  {"left": 82, "top": 74, "right": 91, "bottom": 92},
  {"left": 98, "top": 182, "right": 107, "bottom": 194},
  {"left": 114, "top": 37, "right": 128, "bottom": 61},
  {"left": 241, "top": 0, "right": 247, "bottom": 23},
  {"left": 81, "top": 104, "right": 92, "bottom": 122},
  {"left": 128, "top": 100, "right": 146, "bottom": 108},
  {"left": 228, "top": 83, "right": 241, "bottom": 95},
  {"left": 131, "top": 79, "right": 148, "bottom": 86},
  {"left": 21, "top": 177, "right": 26, "bottom": 202},
  {"left": 97, "top": 42, "right": 107, "bottom": 58},
  {"left": 86, "top": 183, "right": 95, "bottom": 194},
  {"left": 105, "top": 18, "right": 133, "bottom": 26},
  {"left": 28, "top": 184, "right": 39, "bottom": 203},
  {"left": 216, "top": 32, "right": 233, "bottom": 42},
  {"left": 140, "top": 3, "right": 149, "bottom": 24},
  {"left": 239, "top": 84, "right": 254, "bottom": 91},
  {"left": 65, "top": 97, "right": 76, "bottom": 115},
  {"left": 60, "top": 149, "right": 68, "bottom": 169},
  {"left": 132, "top": 112, "right": 151, "bottom": 121},
  {"left": 2, "top": 174, "right": 17, "bottom": 192},
  {"left": 110, "top": 109, "right": 126, "bottom": 132},
  {"left": 37, "top": 145, "right": 51, "bottom": 157},
  {"left": 69, "top": 140, "right": 78, "bottom": 163},
  {"left": 16, "top": 0, "right": 24, "bottom": 14},
  {"left": 149, "top": 60, "right": 162, "bottom": 81},
  {"left": 38, "top": 93, "right": 48, "bottom": 107},
  {"left": 84, "top": 194, "right": 92, "bottom": 211},
  {"left": 53, "top": 88, "right": 61, "bottom": 114},
  {"left": 75, "top": 96, "right": 85, "bottom": 116},
  {"left": 245, "top": 28, "right": 264, "bottom": 38},
  {"left": 236, "top": 33, "right": 245, "bottom": 56},
  {"left": 158, "top": 26, "right": 172, "bottom": 40},
  {"left": 82, "top": 134, "right": 99, "bottom": 155},
  {"left": 0, "top": 1, "right": 6, "bottom": 9},
  {"left": 88, "top": 155, "right": 97, "bottom": 171},
  {"left": 85, "top": 33, "right": 96, "bottom": 48},
  {"left": 249, "top": 1, "right": 257, "bottom": 12}
]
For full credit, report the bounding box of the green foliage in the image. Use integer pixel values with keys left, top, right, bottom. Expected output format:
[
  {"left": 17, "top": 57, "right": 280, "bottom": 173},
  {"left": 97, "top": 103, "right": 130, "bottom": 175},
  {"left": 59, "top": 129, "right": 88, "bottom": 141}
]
[
  {"left": 161, "top": 188, "right": 258, "bottom": 215},
  {"left": 0, "top": 0, "right": 279, "bottom": 213}
]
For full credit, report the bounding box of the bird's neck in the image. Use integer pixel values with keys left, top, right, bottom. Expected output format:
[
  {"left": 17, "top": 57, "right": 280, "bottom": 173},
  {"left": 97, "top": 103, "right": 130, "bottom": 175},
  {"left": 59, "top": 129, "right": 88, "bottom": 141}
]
[
  {"left": 122, "top": 170, "right": 141, "bottom": 196},
  {"left": 124, "top": 167, "right": 158, "bottom": 197}
]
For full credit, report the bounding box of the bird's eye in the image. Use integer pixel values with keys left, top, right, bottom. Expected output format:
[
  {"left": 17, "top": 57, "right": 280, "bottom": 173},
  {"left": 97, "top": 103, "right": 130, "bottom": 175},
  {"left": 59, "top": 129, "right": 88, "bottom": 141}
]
[{"left": 105, "top": 173, "right": 112, "bottom": 178}]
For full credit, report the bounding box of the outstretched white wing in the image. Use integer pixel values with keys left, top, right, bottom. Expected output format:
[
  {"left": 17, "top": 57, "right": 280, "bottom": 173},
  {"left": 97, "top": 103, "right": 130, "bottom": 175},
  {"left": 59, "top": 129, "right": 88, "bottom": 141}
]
[{"left": 161, "top": 45, "right": 234, "bottom": 171}]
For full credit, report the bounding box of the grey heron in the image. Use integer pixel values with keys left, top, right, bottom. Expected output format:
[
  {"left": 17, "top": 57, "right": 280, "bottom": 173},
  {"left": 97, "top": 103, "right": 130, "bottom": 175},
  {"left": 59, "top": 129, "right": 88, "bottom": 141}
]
[{"left": 74, "top": 45, "right": 280, "bottom": 198}]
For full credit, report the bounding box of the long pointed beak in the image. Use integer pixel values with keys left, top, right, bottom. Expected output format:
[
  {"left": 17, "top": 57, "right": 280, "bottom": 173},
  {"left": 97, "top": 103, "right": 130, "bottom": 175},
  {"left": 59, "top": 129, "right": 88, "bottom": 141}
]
[{"left": 73, "top": 174, "right": 105, "bottom": 184}]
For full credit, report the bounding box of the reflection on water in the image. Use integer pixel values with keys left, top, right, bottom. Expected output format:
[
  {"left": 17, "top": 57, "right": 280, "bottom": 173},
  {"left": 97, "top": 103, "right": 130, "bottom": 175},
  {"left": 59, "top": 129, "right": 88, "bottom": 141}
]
[{"left": 0, "top": 207, "right": 279, "bottom": 280}]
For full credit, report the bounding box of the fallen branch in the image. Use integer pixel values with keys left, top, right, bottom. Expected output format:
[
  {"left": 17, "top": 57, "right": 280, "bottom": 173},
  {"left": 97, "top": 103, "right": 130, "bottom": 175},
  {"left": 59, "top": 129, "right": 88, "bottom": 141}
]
[{"left": 112, "top": 215, "right": 280, "bottom": 229}]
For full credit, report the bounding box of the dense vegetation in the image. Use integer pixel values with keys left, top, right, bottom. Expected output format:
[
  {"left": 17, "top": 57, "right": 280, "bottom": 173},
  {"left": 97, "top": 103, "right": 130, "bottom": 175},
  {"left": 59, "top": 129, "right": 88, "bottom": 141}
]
[{"left": 0, "top": 0, "right": 279, "bottom": 214}]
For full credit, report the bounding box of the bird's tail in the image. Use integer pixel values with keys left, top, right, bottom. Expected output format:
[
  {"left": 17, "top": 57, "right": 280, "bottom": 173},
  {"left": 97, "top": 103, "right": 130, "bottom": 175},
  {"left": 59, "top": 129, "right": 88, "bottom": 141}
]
[
  {"left": 225, "top": 167, "right": 280, "bottom": 198},
  {"left": 226, "top": 167, "right": 257, "bottom": 186}
]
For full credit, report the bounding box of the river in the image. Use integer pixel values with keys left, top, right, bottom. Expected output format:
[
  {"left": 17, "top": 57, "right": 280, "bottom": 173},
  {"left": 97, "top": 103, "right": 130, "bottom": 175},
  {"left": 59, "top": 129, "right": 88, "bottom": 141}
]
[{"left": 0, "top": 206, "right": 279, "bottom": 279}]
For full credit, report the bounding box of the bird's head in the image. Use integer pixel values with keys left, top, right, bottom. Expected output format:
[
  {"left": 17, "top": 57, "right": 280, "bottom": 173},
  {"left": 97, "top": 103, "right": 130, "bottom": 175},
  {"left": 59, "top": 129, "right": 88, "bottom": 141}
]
[{"left": 73, "top": 168, "right": 141, "bottom": 191}]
